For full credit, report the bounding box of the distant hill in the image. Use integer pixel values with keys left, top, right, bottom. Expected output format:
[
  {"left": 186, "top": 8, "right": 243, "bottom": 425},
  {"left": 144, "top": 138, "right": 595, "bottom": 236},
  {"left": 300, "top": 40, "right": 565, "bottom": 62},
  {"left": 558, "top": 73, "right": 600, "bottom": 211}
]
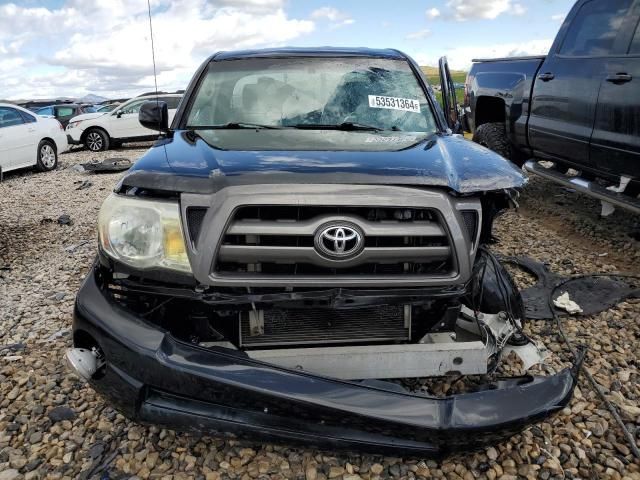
[
  {"left": 80, "top": 93, "right": 109, "bottom": 103},
  {"left": 420, "top": 66, "right": 468, "bottom": 106},
  {"left": 420, "top": 66, "right": 468, "bottom": 85}
]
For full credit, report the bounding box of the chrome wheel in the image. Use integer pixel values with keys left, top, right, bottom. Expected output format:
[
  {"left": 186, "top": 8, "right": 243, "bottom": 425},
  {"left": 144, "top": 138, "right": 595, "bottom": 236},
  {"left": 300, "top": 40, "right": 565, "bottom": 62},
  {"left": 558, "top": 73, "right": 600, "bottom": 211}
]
[
  {"left": 86, "top": 132, "right": 103, "bottom": 151},
  {"left": 40, "top": 144, "right": 56, "bottom": 168}
]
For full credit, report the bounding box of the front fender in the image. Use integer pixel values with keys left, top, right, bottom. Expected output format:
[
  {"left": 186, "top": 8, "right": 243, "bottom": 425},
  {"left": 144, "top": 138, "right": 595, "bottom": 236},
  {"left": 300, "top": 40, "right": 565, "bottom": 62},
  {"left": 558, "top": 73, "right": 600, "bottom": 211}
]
[
  {"left": 472, "top": 72, "right": 527, "bottom": 134},
  {"left": 467, "top": 58, "right": 544, "bottom": 148}
]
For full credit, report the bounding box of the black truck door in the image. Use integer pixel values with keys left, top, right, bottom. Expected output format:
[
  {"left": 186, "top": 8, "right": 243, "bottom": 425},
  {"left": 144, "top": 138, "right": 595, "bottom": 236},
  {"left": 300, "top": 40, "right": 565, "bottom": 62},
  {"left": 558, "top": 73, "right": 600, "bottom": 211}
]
[
  {"left": 529, "top": 0, "right": 633, "bottom": 168},
  {"left": 590, "top": 0, "right": 640, "bottom": 181}
]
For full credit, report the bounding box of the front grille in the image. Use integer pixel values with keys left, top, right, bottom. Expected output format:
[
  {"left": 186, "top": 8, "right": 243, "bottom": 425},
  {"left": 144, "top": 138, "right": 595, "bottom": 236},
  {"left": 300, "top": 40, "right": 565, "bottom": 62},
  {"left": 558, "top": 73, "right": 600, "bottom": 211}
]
[
  {"left": 239, "top": 305, "right": 409, "bottom": 348},
  {"left": 461, "top": 210, "right": 478, "bottom": 243},
  {"left": 186, "top": 207, "right": 207, "bottom": 246},
  {"left": 215, "top": 206, "right": 454, "bottom": 278}
]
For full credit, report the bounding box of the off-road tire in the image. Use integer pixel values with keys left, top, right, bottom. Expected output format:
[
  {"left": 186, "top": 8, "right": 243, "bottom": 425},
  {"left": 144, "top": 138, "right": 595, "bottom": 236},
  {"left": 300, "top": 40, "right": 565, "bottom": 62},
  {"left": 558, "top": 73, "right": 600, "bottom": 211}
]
[
  {"left": 473, "top": 122, "right": 524, "bottom": 166},
  {"left": 36, "top": 140, "right": 57, "bottom": 172},
  {"left": 84, "top": 128, "right": 110, "bottom": 152}
]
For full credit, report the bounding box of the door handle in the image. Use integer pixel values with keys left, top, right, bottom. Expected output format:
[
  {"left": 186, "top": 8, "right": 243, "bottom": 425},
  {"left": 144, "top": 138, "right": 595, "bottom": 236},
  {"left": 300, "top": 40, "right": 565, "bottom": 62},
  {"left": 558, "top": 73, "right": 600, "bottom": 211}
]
[
  {"left": 606, "top": 73, "right": 632, "bottom": 84},
  {"left": 538, "top": 72, "right": 555, "bottom": 81}
]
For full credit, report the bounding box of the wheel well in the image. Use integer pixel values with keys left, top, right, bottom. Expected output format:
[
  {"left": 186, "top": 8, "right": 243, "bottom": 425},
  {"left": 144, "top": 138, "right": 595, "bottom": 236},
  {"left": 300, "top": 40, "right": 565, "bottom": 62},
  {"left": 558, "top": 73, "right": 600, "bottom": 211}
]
[
  {"left": 475, "top": 96, "right": 506, "bottom": 128},
  {"left": 40, "top": 137, "right": 57, "bottom": 152}
]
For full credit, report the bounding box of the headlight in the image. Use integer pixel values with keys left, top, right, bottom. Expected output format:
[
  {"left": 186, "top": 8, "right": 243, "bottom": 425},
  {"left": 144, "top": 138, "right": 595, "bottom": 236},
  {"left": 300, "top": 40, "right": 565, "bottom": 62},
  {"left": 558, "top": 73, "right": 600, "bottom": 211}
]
[
  {"left": 98, "top": 194, "right": 191, "bottom": 273},
  {"left": 67, "top": 121, "right": 80, "bottom": 129}
]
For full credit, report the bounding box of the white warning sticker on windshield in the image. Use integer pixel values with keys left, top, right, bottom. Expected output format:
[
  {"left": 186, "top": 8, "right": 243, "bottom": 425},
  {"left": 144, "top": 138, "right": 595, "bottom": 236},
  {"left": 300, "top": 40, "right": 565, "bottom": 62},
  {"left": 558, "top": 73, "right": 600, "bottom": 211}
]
[{"left": 368, "top": 95, "right": 420, "bottom": 113}]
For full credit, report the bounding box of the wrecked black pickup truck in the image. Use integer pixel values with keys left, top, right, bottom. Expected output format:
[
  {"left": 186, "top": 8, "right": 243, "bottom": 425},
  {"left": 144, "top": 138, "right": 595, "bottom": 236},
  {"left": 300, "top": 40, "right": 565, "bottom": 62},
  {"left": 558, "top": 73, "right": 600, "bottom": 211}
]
[
  {"left": 66, "top": 47, "right": 581, "bottom": 456},
  {"left": 463, "top": 0, "right": 640, "bottom": 215}
]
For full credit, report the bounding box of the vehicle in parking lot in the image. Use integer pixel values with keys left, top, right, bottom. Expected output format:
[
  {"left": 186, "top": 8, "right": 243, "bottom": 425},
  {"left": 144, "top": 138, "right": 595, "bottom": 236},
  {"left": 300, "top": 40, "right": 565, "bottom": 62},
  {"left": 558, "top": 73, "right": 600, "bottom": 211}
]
[
  {"left": 67, "top": 47, "right": 581, "bottom": 456},
  {"left": 0, "top": 103, "right": 68, "bottom": 175},
  {"left": 464, "top": 0, "right": 640, "bottom": 214},
  {"left": 65, "top": 94, "right": 182, "bottom": 151},
  {"left": 34, "top": 103, "right": 97, "bottom": 128}
]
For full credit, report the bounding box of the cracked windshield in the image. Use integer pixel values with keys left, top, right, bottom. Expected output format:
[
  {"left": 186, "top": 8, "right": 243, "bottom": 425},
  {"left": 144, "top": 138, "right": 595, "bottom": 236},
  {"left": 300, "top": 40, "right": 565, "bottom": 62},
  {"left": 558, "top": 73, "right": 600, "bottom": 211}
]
[{"left": 186, "top": 57, "right": 438, "bottom": 133}]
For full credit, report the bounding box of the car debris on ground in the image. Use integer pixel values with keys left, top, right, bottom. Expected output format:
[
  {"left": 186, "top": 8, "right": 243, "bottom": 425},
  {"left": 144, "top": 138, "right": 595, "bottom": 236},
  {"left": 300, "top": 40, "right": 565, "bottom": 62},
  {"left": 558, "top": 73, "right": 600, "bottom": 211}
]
[
  {"left": 503, "top": 255, "right": 640, "bottom": 320},
  {"left": 553, "top": 292, "right": 584, "bottom": 315},
  {"left": 82, "top": 157, "right": 132, "bottom": 173},
  {"left": 74, "top": 179, "right": 93, "bottom": 190},
  {"left": 56, "top": 214, "right": 73, "bottom": 225}
]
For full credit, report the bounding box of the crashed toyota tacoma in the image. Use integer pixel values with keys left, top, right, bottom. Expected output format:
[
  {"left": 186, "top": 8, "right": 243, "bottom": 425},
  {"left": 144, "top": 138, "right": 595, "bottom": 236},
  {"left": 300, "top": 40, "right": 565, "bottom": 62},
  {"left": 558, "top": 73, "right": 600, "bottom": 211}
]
[{"left": 67, "top": 47, "right": 581, "bottom": 456}]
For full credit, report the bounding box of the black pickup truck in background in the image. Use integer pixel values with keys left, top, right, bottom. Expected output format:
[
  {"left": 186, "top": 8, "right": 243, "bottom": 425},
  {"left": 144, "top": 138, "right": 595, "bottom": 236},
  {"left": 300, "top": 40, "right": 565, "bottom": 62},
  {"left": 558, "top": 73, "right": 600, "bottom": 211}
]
[{"left": 461, "top": 0, "right": 640, "bottom": 215}]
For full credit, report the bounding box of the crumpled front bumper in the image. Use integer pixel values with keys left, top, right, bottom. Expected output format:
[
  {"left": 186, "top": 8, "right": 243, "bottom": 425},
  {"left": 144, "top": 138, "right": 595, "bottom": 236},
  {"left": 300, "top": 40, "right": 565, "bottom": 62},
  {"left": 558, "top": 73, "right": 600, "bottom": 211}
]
[
  {"left": 66, "top": 134, "right": 81, "bottom": 146},
  {"left": 72, "top": 267, "right": 583, "bottom": 457}
]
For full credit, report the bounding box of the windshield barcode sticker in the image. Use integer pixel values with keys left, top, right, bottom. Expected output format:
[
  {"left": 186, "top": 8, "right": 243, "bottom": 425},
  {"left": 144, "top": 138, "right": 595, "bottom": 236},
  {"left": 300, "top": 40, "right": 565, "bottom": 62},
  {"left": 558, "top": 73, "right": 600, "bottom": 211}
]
[{"left": 368, "top": 95, "right": 420, "bottom": 113}]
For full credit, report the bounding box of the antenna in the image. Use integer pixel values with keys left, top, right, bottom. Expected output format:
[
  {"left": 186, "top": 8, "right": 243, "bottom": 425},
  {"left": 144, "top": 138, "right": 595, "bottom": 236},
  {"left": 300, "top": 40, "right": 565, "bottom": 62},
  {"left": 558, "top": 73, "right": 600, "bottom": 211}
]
[
  {"left": 146, "top": 0, "right": 159, "bottom": 105},
  {"left": 147, "top": 0, "right": 167, "bottom": 140}
]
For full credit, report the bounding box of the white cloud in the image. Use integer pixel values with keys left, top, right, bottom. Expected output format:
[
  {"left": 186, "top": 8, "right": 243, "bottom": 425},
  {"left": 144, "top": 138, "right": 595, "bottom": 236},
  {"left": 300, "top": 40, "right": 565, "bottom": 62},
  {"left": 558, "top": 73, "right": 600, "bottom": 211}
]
[
  {"left": 414, "top": 38, "right": 553, "bottom": 71},
  {"left": 213, "top": 0, "right": 286, "bottom": 12},
  {"left": 426, "top": 8, "right": 441, "bottom": 19},
  {"left": 445, "top": 0, "right": 524, "bottom": 21},
  {"left": 0, "top": 0, "right": 315, "bottom": 100},
  {"left": 310, "top": 6, "right": 354, "bottom": 29},
  {"left": 406, "top": 29, "right": 432, "bottom": 40},
  {"left": 511, "top": 3, "right": 526, "bottom": 16},
  {"left": 551, "top": 13, "right": 566, "bottom": 21},
  {"left": 311, "top": 6, "right": 342, "bottom": 21}
]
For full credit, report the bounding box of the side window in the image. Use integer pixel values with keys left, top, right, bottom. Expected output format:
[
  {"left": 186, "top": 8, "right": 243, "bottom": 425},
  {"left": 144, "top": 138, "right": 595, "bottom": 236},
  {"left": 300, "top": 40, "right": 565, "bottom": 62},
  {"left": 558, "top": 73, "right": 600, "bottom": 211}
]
[
  {"left": 630, "top": 19, "right": 640, "bottom": 54},
  {"left": 0, "top": 107, "right": 26, "bottom": 128},
  {"left": 56, "top": 106, "right": 75, "bottom": 117},
  {"left": 559, "top": 0, "right": 632, "bottom": 56},
  {"left": 162, "top": 96, "right": 182, "bottom": 109},
  {"left": 37, "top": 106, "right": 54, "bottom": 116},
  {"left": 120, "top": 100, "right": 146, "bottom": 114},
  {"left": 19, "top": 111, "right": 37, "bottom": 123}
]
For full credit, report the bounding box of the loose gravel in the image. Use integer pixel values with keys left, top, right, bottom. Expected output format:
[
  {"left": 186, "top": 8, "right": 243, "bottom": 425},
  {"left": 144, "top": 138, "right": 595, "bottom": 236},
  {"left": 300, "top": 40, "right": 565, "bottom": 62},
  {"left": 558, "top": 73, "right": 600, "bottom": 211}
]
[{"left": 0, "top": 147, "right": 638, "bottom": 480}]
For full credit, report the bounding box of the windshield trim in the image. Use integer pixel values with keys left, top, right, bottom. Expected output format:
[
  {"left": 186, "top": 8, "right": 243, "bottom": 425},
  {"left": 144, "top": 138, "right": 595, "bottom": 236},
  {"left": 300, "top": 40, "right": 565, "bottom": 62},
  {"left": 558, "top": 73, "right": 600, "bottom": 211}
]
[
  {"left": 173, "top": 53, "right": 446, "bottom": 134},
  {"left": 185, "top": 122, "right": 394, "bottom": 132},
  {"left": 181, "top": 128, "right": 435, "bottom": 153}
]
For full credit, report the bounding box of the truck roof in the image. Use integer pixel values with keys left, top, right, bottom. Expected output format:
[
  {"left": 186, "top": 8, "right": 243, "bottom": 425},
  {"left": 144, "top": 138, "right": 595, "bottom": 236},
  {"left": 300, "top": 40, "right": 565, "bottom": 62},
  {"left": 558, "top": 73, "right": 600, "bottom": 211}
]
[
  {"left": 213, "top": 47, "right": 407, "bottom": 61},
  {"left": 472, "top": 55, "right": 546, "bottom": 63}
]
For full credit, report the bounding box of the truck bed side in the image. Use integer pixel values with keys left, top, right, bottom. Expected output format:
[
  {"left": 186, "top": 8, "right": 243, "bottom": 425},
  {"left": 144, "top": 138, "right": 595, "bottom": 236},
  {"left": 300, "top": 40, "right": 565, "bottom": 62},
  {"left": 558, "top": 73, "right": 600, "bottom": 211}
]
[{"left": 466, "top": 56, "right": 545, "bottom": 154}]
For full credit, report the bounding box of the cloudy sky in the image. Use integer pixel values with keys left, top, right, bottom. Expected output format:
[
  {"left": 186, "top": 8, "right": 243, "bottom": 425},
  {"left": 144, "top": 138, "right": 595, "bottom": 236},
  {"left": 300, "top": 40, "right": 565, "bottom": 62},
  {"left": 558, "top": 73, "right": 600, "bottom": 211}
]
[{"left": 0, "top": 0, "right": 574, "bottom": 100}]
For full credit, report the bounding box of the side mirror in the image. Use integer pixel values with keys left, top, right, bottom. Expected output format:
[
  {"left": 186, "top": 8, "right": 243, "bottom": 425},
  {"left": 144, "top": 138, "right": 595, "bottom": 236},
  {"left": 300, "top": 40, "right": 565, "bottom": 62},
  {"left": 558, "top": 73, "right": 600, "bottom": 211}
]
[
  {"left": 115, "top": 109, "right": 123, "bottom": 118},
  {"left": 139, "top": 101, "right": 169, "bottom": 134}
]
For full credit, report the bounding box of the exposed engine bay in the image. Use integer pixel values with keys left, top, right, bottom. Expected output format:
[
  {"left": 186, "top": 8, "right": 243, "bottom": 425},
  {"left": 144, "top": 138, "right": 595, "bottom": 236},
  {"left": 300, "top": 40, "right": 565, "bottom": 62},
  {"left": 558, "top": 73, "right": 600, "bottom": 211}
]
[{"left": 98, "top": 246, "right": 547, "bottom": 381}]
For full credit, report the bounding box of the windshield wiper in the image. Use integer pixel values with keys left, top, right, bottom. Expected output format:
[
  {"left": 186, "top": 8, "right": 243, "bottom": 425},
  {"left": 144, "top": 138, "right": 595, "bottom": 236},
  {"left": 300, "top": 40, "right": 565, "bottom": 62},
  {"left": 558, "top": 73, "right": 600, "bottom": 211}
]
[
  {"left": 186, "top": 122, "right": 283, "bottom": 130},
  {"left": 291, "top": 122, "right": 384, "bottom": 132}
]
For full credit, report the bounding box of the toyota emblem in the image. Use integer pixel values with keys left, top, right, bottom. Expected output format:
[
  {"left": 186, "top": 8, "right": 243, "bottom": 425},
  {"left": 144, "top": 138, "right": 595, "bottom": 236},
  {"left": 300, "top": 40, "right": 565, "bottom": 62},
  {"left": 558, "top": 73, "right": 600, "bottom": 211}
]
[{"left": 314, "top": 223, "right": 364, "bottom": 259}]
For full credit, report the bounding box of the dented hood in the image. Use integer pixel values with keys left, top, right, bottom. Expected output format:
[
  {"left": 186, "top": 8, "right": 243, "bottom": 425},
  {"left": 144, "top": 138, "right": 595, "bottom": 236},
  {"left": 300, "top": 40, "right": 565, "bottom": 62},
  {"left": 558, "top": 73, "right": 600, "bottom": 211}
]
[{"left": 123, "top": 129, "right": 526, "bottom": 194}]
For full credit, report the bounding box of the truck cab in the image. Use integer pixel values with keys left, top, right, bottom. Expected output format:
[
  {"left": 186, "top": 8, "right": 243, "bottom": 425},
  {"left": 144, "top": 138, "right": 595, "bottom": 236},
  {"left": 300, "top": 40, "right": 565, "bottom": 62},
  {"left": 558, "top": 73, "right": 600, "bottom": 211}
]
[{"left": 465, "top": 0, "right": 640, "bottom": 213}]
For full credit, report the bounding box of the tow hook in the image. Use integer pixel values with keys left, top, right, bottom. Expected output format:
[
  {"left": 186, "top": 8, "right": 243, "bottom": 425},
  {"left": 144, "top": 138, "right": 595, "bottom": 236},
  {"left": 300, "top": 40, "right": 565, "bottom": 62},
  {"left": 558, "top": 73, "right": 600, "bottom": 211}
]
[{"left": 65, "top": 347, "right": 105, "bottom": 381}]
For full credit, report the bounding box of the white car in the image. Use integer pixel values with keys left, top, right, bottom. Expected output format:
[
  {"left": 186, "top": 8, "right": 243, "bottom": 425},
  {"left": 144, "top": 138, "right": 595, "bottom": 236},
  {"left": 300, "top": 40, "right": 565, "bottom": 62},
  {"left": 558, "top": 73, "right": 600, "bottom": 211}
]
[
  {"left": 0, "top": 103, "right": 68, "bottom": 175},
  {"left": 66, "top": 94, "right": 182, "bottom": 152}
]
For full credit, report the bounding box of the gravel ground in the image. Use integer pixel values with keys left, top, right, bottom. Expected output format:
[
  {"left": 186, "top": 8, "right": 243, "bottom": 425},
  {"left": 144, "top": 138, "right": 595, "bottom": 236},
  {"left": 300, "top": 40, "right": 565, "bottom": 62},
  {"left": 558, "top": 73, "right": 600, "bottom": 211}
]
[{"left": 0, "top": 147, "right": 639, "bottom": 480}]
